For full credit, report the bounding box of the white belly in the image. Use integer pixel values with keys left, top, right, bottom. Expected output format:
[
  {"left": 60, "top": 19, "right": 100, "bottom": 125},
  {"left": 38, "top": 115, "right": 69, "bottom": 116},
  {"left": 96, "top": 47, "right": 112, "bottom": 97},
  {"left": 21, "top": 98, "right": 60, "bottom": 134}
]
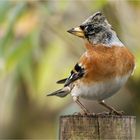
[{"left": 71, "top": 73, "right": 131, "bottom": 101}]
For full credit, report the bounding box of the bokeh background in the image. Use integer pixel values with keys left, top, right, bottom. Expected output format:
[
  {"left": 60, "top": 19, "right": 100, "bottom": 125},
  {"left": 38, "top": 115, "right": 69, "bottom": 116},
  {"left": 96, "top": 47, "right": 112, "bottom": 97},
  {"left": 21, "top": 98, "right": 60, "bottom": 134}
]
[{"left": 0, "top": 0, "right": 140, "bottom": 139}]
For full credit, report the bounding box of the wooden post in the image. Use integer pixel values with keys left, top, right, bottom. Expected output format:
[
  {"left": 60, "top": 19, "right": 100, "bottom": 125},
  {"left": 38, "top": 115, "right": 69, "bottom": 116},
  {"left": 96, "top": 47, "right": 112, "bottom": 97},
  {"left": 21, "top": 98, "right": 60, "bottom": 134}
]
[{"left": 59, "top": 115, "right": 136, "bottom": 140}]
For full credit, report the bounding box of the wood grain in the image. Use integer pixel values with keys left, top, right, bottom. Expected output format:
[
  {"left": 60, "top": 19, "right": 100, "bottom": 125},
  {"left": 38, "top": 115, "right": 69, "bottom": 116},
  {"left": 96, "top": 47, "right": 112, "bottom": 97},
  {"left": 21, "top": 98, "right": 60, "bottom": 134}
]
[{"left": 59, "top": 115, "right": 136, "bottom": 140}]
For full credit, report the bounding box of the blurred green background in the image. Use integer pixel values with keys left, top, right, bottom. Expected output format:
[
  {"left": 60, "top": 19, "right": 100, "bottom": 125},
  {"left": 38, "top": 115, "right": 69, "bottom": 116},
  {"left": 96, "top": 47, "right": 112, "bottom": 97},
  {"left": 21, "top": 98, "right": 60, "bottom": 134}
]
[{"left": 0, "top": 0, "right": 140, "bottom": 139}]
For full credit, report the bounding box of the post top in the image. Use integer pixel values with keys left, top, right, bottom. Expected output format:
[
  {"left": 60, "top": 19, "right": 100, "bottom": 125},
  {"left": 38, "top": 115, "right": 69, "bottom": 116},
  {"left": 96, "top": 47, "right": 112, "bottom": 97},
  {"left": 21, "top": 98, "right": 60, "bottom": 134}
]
[{"left": 60, "top": 114, "right": 136, "bottom": 119}]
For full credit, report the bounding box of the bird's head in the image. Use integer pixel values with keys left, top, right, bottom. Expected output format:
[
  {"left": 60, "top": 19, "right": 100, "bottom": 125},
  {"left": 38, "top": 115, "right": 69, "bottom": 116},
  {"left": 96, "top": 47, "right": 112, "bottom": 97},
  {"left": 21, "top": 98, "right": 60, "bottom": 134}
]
[{"left": 67, "top": 12, "right": 114, "bottom": 45}]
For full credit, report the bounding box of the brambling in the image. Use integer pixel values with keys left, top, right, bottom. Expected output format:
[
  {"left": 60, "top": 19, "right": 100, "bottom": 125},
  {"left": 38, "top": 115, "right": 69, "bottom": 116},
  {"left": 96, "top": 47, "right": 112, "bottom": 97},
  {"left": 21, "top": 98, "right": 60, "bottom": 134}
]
[{"left": 47, "top": 12, "right": 135, "bottom": 115}]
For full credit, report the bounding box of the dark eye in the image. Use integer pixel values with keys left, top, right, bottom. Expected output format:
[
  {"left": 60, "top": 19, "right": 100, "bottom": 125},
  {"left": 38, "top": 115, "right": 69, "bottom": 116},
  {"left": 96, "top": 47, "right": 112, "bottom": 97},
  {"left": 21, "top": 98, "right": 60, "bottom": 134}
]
[{"left": 85, "top": 25, "right": 93, "bottom": 32}]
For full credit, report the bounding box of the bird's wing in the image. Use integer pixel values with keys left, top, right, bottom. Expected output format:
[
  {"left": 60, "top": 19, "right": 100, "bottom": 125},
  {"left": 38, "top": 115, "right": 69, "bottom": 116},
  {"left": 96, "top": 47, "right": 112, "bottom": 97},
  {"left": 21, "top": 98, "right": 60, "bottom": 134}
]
[
  {"left": 48, "top": 63, "right": 84, "bottom": 97},
  {"left": 47, "top": 86, "right": 70, "bottom": 97},
  {"left": 64, "top": 63, "right": 85, "bottom": 87},
  {"left": 56, "top": 63, "right": 85, "bottom": 87},
  {"left": 56, "top": 78, "right": 67, "bottom": 84}
]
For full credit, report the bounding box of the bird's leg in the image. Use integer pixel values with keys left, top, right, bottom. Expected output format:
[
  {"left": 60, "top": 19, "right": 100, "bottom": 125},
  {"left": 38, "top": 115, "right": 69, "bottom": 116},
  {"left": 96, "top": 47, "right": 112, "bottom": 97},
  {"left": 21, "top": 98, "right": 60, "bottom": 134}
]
[
  {"left": 99, "top": 100, "right": 123, "bottom": 115},
  {"left": 73, "top": 96, "right": 90, "bottom": 115}
]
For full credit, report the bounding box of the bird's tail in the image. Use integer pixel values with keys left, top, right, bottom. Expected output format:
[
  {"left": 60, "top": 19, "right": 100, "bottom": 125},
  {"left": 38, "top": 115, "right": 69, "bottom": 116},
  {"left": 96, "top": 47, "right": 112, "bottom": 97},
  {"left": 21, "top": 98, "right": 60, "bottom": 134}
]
[{"left": 47, "top": 86, "right": 71, "bottom": 98}]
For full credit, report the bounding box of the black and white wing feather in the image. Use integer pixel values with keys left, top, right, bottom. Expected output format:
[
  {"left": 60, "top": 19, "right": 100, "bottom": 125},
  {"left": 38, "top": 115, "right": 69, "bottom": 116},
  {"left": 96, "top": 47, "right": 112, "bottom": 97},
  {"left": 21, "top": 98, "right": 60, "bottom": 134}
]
[
  {"left": 56, "top": 63, "right": 85, "bottom": 86},
  {"left": 56, "top": 78, "right": 67, "bottom": 84},
  {"left": 47, "top": 63, "right": 85, "bottom": 97},
  {"left": 64, "top": 63, "right": 85, "bottom": 86}
]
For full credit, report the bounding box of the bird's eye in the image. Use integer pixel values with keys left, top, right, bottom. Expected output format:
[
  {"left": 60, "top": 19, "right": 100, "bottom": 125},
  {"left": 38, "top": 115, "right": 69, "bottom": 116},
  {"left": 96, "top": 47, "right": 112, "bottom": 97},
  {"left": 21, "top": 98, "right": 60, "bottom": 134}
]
[{"left": 85, "top": 25, "right": 93, "bottom": 32}]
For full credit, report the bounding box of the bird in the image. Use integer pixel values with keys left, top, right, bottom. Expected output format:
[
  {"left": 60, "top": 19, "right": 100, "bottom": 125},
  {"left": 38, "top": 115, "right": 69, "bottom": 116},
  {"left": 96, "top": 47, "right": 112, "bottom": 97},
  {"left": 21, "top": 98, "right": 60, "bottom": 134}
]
[{"left": 47, "top": 12, "right": 135, "bottom": 115}]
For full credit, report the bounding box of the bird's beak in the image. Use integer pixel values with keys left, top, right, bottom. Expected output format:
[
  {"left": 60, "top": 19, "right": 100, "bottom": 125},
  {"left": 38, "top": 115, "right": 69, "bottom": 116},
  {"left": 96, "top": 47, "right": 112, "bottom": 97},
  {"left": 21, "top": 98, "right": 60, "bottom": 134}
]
[{"left": 67, "top": 27, "right": 84, "bottom": 38}]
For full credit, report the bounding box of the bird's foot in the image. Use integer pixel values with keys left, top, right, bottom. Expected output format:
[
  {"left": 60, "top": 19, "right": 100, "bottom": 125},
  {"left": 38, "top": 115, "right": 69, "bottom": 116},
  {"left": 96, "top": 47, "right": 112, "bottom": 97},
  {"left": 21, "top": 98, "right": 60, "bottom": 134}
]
[
  {"left": 96, "top": 111, "right": 111, "bottom": 116},
  {"left": 110, "top": 110, "right": 125, "bottom": 115},
  {"left": 95, "top": 110, "right": 125, "bottom": 116},
  {"left": 73, "top": 112, "right": 81, "bottom": 115},
  {"left": 73, "top": 111, "right": 95, "bottom": 116},
  {"left": 83, "top": 112, "right": 96, "bottom": 116}
]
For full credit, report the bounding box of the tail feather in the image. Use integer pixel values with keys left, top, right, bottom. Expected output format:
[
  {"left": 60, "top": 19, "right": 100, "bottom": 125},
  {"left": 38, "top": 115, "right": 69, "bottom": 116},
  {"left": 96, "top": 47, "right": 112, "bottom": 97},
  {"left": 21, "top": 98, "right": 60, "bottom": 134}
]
[
  {"left": 56, "top": 78, "right": 67, "bottom": 84},
  {"left": 47, "top": 87, "right": 71, "bottom": 98}
]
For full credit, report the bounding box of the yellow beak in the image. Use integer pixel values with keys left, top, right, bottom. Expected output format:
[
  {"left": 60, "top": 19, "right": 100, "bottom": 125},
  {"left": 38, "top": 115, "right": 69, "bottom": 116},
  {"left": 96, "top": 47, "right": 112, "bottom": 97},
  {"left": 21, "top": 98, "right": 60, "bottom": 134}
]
[{"left": 67, "top": 27, "right": 84, "bottom": 38}]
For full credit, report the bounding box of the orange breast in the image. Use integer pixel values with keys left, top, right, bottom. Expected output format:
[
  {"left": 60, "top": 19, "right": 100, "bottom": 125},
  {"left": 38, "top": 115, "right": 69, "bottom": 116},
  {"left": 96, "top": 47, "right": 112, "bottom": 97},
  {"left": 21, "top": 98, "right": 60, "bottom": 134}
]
[{"left": 79, "top": 43, "right": 135, "bottom": 83}]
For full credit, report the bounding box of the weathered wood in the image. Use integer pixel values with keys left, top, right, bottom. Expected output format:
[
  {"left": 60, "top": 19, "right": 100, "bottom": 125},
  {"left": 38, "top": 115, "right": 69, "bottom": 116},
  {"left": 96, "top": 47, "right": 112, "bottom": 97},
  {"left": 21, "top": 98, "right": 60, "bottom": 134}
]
[{"left": 59, "top": 115, "right": 136, "bottom": 140}]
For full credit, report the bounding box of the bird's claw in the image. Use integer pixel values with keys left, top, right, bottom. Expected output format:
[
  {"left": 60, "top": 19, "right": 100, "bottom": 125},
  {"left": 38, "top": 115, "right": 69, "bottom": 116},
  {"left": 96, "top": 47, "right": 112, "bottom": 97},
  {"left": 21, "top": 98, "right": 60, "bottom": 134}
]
[
  {"left": 73, "top": 111, "right": 95, "bottom": 116},
  {"left": 96, "top": 111, "right": 111, "bottom": 116},
  {"left": 73, "top": 110, "right": 125, "bottom": 116},
  {"left": 94, "top": 110, "right": 125, "bottom": 116},
  {"left": 107, "top": 110, "right": 125, "bottom": 116}
]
